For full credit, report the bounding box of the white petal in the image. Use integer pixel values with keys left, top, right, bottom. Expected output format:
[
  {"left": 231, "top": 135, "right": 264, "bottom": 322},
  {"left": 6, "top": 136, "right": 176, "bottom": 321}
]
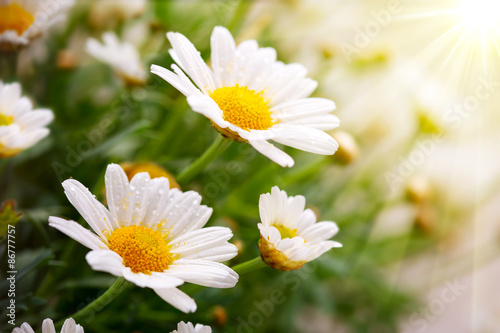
[
  {"left": 300, "top": 221, "right": 339, "bottom": 243},
  {"left": 16, "top": 109, "right": 54, "bottom": 130},
  {"left": 263, "top": 63, "right": 318, "bottom": 106},
  {"left": 122, "top": 270, "right": 183, "bottom": 289},
  {"left": 105, "top": 164, "right": 131, "bottom": 229},
  {"left": 60, "top": 318, "right": 83, "bottom": 333},
  {"left": 271, "top": 98, "right": 339, "bottom": 130},
  {"left": 280, "top": 194, "right": 306, "bottom": 228},
  {"left": 48, "top": 216, "right": 108, "bottom": 250},
  {"left": 296, "top": 209, "right": 317, "bottom": 233},
  {"left": 166, "top": 259, "right": 238, "bottom": 288},
  {"left": 12, "top": 323, "right": 35, "bottom": 333},
  {"left": 167, "top": 31, "right": 216, "bottom": 93},
  {"left": 150, "top": 64, "right": 200, "bottom": 97},
  {"left": 267, "top": 226, "right": 282, "bottom": 244},
  {"left": 270, "top": 126, "right": 339, "bottom": 155},
  {"left": 85, "top": 250, "right": 125, "bottom": 277},
  {"left": 41, "top": 319, "right": 56, "bottom": 333},
  {"left": 170, "top": 227, "right": 238, "bottom": 262},
  {"left": 62, "top": 179, "right": 114, "bottom": 238},
  {"left": 248, "top": 139, "right": 294, "bottom": 167},
  {"left": 154, "top": 287, "right": 197, "bottom": 313},
  {"left": 306, "top": 240, "right": 342, "bottom": 261},
  {"left": 186, "top": 95, "right": 227, "bottom": 128},
  {"left": 126, "top": 172, "right": 152, "bottom": 226},
  {"left": 210, "top": 26, "right": 236, "bottom": 88},
  {"left": 162, "top": 191, "right": 213, "bottom": 239}
]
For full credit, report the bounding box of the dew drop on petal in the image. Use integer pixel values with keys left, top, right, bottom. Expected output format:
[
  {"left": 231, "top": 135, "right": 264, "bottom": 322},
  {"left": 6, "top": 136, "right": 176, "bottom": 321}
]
[{"left": 122, "top": 197, "right": 129, "bottom": 209}]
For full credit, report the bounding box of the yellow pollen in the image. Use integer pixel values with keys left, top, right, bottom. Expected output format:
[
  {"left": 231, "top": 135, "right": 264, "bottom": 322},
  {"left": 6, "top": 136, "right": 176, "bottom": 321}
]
[
  {"left": 273, "top": 224, "right": 297, "bottom": 240},
  {"left": 0, "top": 3, "right": 34, "bottom": 35},
  {"left": 0, "top": 114, "right": 13, "bottom": 126},
  {"left": 210, "top": 84, "right": 274, "bottom": 131},
  {"left": 107, "top": 225, "right": 173, "bottom": 274}
]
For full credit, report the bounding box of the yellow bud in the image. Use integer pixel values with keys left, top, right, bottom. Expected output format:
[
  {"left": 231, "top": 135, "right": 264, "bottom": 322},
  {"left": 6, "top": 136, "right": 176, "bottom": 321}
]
[
  {"left": 120, "top": 162, "right": 181, "bottom": 190},
  {"left": 331, "top": 131, "right": 359, "bottom": 165}
]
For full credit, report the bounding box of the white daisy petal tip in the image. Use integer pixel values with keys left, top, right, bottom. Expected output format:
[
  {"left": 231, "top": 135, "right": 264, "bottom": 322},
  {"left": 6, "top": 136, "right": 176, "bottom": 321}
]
[
  {"left": 50, "top": 163, "right": 238, "bottom": 312},
  {"left": 171, "top": 321, "right": 213, "bottom": 333},
  {"left": 257, "top": 186, "right": 341, "bottom": 271},
  {"left": 12, "top": 317, "right": 83, "bottom": 333},
  {"left": 152, "top": 26, "right": 339, "bottom": 167},
  {"left": 0, "top": 80, "right": 54, "bottom": 158}
]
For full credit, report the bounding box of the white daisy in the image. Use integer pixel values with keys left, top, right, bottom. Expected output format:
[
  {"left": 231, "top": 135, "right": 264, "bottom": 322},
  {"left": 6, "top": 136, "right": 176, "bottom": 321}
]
[
  {"left": 48, "top": 164, "right": 238, "bottom": 313},
  {"left": 0, "top": 0, "right": 75, "bottom": 50},
  {"left": 12, "top": 318, "right": 83, "bottom": 333},
  {"left": 89, "top": 0, "right": 146, "bottom": 26},
  {"left": 0, "top": 80, "right": 54, "bottom": 158},
  {"left": 151, "top": 26, "right": 339, "bottom": 167},
  {"left": 171, "top": 321, "right": 212, "bottom": 333},
  {"left": 258, "top": 186, "right": 342, "bottom": 271},
  {"left": 86, "top": 31, "right": 147, "bottom": 86}
]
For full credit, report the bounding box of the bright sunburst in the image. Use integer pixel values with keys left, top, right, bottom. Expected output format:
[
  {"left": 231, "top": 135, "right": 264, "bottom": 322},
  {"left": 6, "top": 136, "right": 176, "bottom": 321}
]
[
  {"left": 388, "top": 0, "right": 500, "bottom": 93},
  {"left": 458, "top": 0, "right": 500, "bottom": 34}
]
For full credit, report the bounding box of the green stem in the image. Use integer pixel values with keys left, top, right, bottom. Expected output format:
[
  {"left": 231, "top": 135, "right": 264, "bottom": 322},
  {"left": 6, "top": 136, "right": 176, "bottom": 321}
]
[
  {"left": 55, "top": 277, "right": 130, "bottom": 328},
  {"left": 177, "top": 135, "right": 231, "bottom": 184},
  {"left": 227, "top": 0, "right": 253, "bottom": 34},
  {"left": 232, "top": 256, "right": 267, "bottom": 275}
]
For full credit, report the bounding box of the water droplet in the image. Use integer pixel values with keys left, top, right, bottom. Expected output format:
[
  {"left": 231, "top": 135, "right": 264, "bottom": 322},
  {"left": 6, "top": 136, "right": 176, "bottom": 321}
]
[{"left": 122, "top": 197, "right": 129, "bottom": 209}]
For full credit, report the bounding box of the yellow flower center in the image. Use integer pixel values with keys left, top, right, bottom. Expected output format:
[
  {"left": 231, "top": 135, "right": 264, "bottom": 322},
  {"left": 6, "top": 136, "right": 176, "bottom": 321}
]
[
  {"left": 273, "top": 224, "right": 297, "bottom": 239},
  {"left": 107, "top": 225, "right": 174, "bottom": 274},
  {"left": 0, "top": 114, "right": 13, "bottom": 126},
  {"left": 0, "top": 3, "right": 34, "bottom": 35},
  {"left": 210, "top": 84, "right": 274, "bottom": 131}
]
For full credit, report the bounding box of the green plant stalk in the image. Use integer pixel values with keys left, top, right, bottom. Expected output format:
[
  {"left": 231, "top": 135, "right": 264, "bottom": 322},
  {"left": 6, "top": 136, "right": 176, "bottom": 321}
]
[
  {"left": 232, "top": 256, "right": 267, "bottom": 275},
  {"left": 176, "top": 135, "right": 232, "bottom": 184},
  {"left": 55, "top": 277, "right": 131, "bottom": 329}
]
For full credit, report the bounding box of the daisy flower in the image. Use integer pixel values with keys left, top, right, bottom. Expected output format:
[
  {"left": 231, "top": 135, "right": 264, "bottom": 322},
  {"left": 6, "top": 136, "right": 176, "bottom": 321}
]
[
  {"left": 0, "top": 80, "right": 54, "bottom": 158},
  {"left": 0, "top": 0, "right": 75, "bottom": 50},
  {"left": 49, "top": 164, "right": 239, "bottom": 313},
  {"left": 171, "top": 321, "right": 212, "bottom": 333},
  {"left": 258, "top": 186, "right": 342, "bottom": 271},
  {"left": 151, "top": 26, "right": 339, "bottom": 167},
  {"left": 12, "top": 318, "right": 83, "bottom": 333},
  {"left": 86, "top": 31, "right": 147, "bottom": 86},
  {"left": 89, "top": 0, "right": 146, "bottom": 27}
]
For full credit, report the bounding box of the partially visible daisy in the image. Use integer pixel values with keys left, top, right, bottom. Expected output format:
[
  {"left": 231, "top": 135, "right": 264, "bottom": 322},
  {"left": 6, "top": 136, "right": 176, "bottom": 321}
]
[
  {"left": 0, "top": 0, "right": 75, "bottom": 50},
  {"left": 171, "top": 321, "right": 212, "bottom": 333},
  {"left": 258, "top": 186, "right": 342, "bottom": 271},
  {"left": 86, "top": 31, "right": 146, "bottom": 86},
  {"left": 49, "top": 164, "right": 238, "bottom": 313},
  {"left": 0, "top": 80, "right": 54, "bottom": 158},
  {"left": 89, "top": 0, "right": 146, "bottom": 27},
  {"left": 12, "top": 318, "right": 83, "bottom": 333},
  {"left": 151, "top": 26, "right": 339, "bottom": 167}
]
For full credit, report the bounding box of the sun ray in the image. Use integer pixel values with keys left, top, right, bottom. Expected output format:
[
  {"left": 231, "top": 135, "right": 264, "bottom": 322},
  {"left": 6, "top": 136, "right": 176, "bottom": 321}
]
[{"left": 438, "top": 25, "right": 471, "bottom": 74}]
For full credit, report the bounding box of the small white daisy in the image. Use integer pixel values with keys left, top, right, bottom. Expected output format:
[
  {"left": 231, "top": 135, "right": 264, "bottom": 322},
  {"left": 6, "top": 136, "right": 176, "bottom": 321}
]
[
  {"left": 49, "top": 164, "right": 238, "bottom": 313},
  {"left": 171, "top": 321, "right": 212, "bottom": 333},
  {"left": 258, "top": 186, "right": 342, "bottom": 271},
  {"left": 86, "top": 31, "right": 147, "bottom": 86},
  {"left": 12, "top": 318, "right": 83, "bottom": 333},
  {"left": 151, "top": 26, "right": 339, "bottom": 167},
  {"left": 0, "top": 80, "right": 54, "bottom": 158},
  {"left": 0, "top": 0, "right": 75, "bottom": 50},
  {"left": 89, "top": 0, "right": 146, "bottom": 26}
]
